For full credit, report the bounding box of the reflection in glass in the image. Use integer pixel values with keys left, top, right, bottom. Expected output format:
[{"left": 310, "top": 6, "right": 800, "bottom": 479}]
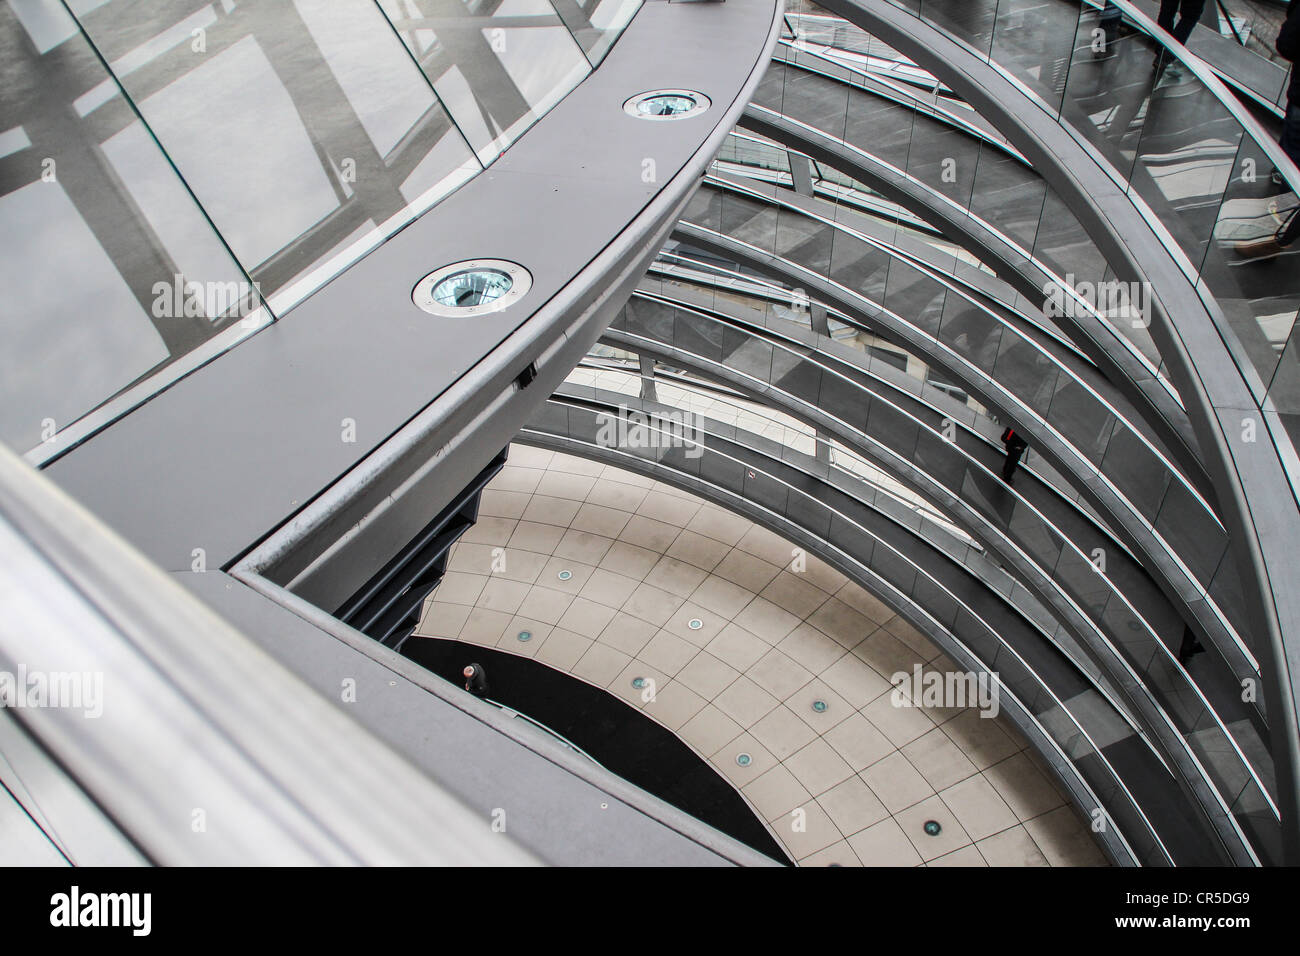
[
  {"left": 73, "top": 0, "right": 482, "bottom": 304},
  {"left": 3, "top": 0, "right": 642, "bottom": 453},
  {"left": 432, "top": 268, "right": 513, "bottom": 307},
  {"left": 378, "top": 0, "right": 591, "bottom": 164},
  {"left": 0, "top": 1, "right": 260, "bottom": 452}
]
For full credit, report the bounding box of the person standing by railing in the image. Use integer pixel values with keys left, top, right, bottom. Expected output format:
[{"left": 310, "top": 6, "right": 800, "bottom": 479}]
[
  {"left": 1152, "top": 0, "right": 1207, "bottom": 78},
  {"left": 463, "top": 663, "right": 489, "bottom": 697},
  {"left": 1236, "top": 2, "right": 1300, "bottom": 261}
]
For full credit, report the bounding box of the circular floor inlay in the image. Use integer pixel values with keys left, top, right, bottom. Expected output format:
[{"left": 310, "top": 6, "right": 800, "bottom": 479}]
[
  {"left": 924, "top": 820, "right": 942, "bottom": 836},
  {"left": 517, "top": 630, "right": 532, "bottom": 642},
  {"left": 736, "top": 753, "right": 752, "bottom": 767},
  {"left": 811, "top": 699, "right": 828, "bottom": 713},
  {"left": 631, "top": 676, "right": 648, "bottom": 689},
  {"left": 557, "top": 569, "right": 572, "bottom": 581},
  {"left": 688, "top": 618, "right": 704, "bottom": 630}
]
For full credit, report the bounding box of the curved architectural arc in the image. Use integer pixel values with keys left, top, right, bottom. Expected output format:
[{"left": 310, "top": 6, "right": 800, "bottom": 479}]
[{"left": 768, "top": 0, "right": 1300, "bottom": 863}]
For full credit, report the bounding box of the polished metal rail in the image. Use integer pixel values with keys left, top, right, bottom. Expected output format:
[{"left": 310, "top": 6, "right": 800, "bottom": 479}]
[
  {"left": 606, "top": 292, "right": 1278, "bottom": 845},
  {"left": 819, "top": 0, "right": 1300, "bottom": 866},
  {"left": 525, "top": 399, "right": 1173, "bottom": 864},
  {"left": 0, "top": 442, "right": 537, "bottom": 866}
]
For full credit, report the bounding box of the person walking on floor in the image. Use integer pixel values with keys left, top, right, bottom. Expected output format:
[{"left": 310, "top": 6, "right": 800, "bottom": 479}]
[
  {"left": 1157, "top": 0, "right": 1206, "bottom": 47},
  {"left": 1000, "top": 426, "right": 1029, "bottom": 485},
  {"left": 1152, "top": 0, "right": 1206, "bottom": 78}
]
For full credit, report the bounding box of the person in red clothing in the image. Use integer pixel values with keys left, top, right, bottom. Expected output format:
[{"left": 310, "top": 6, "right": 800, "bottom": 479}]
[{"left": 1000, "top": 426, "right": 1029, "bottom": 485}]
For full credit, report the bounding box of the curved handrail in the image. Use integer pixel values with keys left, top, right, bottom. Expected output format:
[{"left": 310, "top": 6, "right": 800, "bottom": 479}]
[
  {"left": 482, "top": 698, "right": 606, "bottom": 768},
  {"left": 610, "top": 290, "right": 1278, "bottom": 832},
  {"left": 693, "top": 175, "right": 1225, "bottom": 534},
  {"left": 526, "top": 399, "right": 1175, "bottom": 864},
  {"left": 814, "top": 0, "right": 1300, "bottom": 866}
]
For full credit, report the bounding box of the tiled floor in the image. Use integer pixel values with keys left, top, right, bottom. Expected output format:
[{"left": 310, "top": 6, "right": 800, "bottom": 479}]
[{"left": 414, "top": 443, "right": 1106, "bottom": 867}]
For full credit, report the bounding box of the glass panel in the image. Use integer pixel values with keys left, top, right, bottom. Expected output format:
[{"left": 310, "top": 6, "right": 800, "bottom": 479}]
[
  {"left": 989, "top": 0, "right": 1081, "bottom": 113},
  {"left": 1126, "top": 65, "right": 1245, "bottom": 269},
  {"left": 72, "top": 0, "right": 483, "bottom": 308},
  {"left": 968, "top": 146, "right": 1046, "bottom": 252},
  {"left": 378, "top": 0, "right": 590, "bottom": 164},
  {"left": 917, "top": 0, "right": 996, "bottom": 59},
  {"left": 0, "top": 1, "right": 264, "bottom": 452},
  {"left": 1059, "top": 8, "right": 1148, "bottom": 180},
  {"left": 1208, "top": 138, "right": 1300, "bottom": 398},
  {"left": 552, "top": 0, "right": 641, "bottom": 67}
]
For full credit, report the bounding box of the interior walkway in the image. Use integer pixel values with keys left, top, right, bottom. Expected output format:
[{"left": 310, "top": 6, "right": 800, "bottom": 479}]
[{"left": 413, "top": 442, "right": 1107, "bottom": 866}]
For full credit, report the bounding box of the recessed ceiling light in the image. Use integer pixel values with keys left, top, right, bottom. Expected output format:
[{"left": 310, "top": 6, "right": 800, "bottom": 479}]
[
  {"left": 623, "top": 89, "right": 711, "bottom": 121},
  {"left": 412, "top": 259, "right": 531, "bottom": 317}
]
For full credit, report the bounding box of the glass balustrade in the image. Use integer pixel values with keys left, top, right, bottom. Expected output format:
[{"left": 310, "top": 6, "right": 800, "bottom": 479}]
[
  {"left": 610, "top": 278, "right": 1279, "bottom": 860},
  {"left": 1, "top": 0, "right": 642, "bottom": 457},
  {"left": 532, "top": 385, "right": 1189, "bottom": 863}
]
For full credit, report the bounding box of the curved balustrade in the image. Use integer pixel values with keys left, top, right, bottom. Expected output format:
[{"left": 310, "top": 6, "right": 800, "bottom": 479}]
[
  {"left": 850, "top": 0, "right": 1300, "bottom": 476},
  {"left": 754, "top": 36, "right": 1181, "bottom": 394},
  {"left": 788, "top": 2, "right": 1293, "bottom": 117},
  {"left": 738, "top": 49, "right": 1204, "bottom": 477},
  {"left": 674, "top": 178, "right": 1257, "bottom": 663},
  {"left": 648, "top": 251, "right": 1177, "bottom": 558},
  {"left": 618, "top": 284, "right": 1259, "bottom": 701},
  {"left": 525, "top": 384, "right": 1229, "bottom": 864},
  {"left": 715, "top": 130, "right": 1108, "bottom": 384},
  {"left": 604, "top": 284, "right": 1279, "bottom": 862},
  {"left": 3, "top": 0, "right": 642, "bottom": 457},
  {"left": 765, "top": 0, "right": 1300, "bottom": 863}
]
